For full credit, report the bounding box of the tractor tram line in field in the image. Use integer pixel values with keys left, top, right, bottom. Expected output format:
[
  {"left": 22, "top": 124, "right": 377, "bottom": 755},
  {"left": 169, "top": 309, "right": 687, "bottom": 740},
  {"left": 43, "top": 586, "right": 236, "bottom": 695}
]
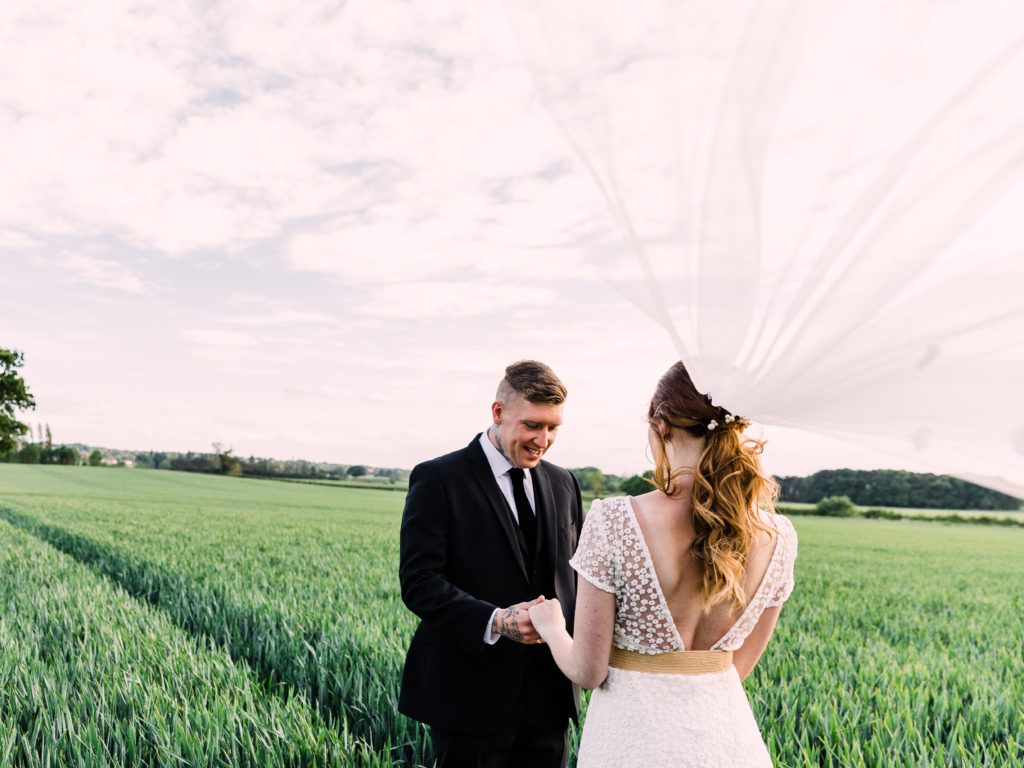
[
  {"left": 0, "top": 508, "right": 411, "bottom": 767},
  {"left": 0, "top": 504, "right": 353, "bottom": 718},
  {"left": 0, "top": 519, "right": 376, "bottom": 767},
  {"left": 0, "top": 467, "right": 429, "bottom": 767}
]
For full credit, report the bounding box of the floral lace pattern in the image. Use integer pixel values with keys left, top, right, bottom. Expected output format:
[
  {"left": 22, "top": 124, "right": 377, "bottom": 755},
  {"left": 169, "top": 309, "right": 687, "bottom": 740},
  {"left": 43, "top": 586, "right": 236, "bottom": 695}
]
[
  {"left": 569, "top": 497, "right": 797, "bottom": 654},
  {"left": 577, "top": 666, "right": 774, "bottom": 767}
]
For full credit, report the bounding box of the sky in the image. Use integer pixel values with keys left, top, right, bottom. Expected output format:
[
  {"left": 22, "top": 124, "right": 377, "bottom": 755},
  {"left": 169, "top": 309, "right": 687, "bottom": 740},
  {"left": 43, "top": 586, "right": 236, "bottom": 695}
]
[{"left": 2, "top": 0, "right": 1020, "bottom": 480}]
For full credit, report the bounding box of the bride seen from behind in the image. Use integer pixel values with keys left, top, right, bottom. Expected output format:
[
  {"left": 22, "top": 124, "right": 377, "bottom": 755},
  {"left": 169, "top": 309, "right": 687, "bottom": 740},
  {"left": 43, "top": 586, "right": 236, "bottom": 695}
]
[{"left": 529, "top": 361, "right": 798, "bottom": 767}]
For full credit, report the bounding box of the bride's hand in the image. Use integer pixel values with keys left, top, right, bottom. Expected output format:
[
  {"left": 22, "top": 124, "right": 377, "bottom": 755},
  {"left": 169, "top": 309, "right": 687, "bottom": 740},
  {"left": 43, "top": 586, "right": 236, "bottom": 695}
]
[{"left": 528, "top": 597, "right": 565, "bottom": 639}]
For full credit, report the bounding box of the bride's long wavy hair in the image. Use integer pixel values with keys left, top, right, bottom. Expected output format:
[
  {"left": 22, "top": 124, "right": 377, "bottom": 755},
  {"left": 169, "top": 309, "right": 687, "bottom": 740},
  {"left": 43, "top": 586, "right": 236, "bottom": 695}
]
[{"left": 647, "top": 362, "right": 778, "bottom": 614}]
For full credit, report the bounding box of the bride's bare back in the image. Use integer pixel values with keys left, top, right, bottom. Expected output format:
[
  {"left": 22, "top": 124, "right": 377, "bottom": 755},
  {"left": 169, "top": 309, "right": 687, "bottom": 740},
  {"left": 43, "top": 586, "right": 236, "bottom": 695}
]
[{"left": 630, "top": 491, "right": 776, "bottom": 651}]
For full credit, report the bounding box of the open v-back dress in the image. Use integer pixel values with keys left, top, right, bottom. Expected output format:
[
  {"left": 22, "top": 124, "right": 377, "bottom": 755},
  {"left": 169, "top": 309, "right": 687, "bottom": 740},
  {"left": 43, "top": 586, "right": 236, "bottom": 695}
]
[{"left": 569, "top": 496, "right": 798, "bottom": 767}]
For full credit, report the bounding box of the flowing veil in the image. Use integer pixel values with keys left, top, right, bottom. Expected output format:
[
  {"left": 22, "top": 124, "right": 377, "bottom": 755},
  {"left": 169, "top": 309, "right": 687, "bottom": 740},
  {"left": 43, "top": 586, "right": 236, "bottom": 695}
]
[{"left": 502, "top": 0, "right": 1024, "bottom": 499}]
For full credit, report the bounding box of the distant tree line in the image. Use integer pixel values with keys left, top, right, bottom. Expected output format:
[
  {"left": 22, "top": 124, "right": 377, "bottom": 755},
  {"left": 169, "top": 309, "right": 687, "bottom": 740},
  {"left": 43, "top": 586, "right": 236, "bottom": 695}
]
[
  {"left": 776, "top": 469, "right": 1020, "bottom": 511},
  {"left": 0, "top": 420, "right": 82, "bottom": 465},
  {"left": 128, "top": 447, "right": 407, "bottom": 484},
  {"left": 604, "top": 468, "right": 1020, "bottom": 511}
]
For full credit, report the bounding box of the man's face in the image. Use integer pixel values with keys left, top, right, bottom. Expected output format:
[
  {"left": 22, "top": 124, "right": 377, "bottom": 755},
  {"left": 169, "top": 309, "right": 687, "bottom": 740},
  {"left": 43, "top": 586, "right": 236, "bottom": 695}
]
[{"left": 491, "top": 395, "right": 564, "bottom": 469}]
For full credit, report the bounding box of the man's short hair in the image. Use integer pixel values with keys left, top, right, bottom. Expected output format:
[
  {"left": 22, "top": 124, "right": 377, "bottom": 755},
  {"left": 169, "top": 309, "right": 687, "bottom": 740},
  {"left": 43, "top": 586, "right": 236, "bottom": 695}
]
[{"left": 496, "top": 360, "right": 567, "bottom": 405}]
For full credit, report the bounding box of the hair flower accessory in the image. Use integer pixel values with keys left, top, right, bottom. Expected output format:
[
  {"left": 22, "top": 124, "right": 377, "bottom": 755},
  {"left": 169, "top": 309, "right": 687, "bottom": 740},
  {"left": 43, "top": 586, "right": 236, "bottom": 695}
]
[
  {"left": 724, "top": 413, "right": 735, "bottom": 424},
  {"left": 707, "top": 419, "right": 718, "bottom": 430}
]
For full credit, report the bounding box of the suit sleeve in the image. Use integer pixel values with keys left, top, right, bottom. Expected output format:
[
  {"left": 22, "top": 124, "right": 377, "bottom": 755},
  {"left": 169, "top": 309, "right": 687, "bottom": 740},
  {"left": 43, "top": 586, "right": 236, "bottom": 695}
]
[
  {"left": 399, "top": 462, "right": 498, "bottom": 655},
  {"left": 571, "top": 471, "right": 584, "bottom": 546}
]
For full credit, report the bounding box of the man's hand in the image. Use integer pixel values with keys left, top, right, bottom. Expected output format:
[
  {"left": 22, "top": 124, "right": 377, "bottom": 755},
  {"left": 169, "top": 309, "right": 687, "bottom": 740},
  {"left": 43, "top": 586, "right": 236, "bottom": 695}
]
[
  {"left": 528, "top": 597, "right": 565, "bottom": 640},
  {"left": 492, "top": 596, "right": 547, "bottom": 644}
]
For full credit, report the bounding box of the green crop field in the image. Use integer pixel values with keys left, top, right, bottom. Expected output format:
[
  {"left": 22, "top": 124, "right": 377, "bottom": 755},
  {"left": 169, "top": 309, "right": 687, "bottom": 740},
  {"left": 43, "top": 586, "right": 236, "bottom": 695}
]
[{"left": 1, "top": 464, "right": 1022, "bottom": 767}]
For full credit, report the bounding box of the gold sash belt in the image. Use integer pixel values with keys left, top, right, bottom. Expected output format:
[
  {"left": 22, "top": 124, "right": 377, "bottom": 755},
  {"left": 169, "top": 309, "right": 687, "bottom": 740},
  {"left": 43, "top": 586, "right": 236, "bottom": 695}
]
[{"left": 608, "top": 647, "right": 733, "bottom": 676}]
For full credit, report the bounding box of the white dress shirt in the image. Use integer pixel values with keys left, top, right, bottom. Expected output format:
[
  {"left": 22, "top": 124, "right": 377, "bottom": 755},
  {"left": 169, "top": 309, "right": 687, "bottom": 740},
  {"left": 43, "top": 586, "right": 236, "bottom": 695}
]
[
  {"left": 478, "top": 430, "right": 536, "bottom": 644},
  {"left": 478, "top": 430, "right": 536, "bottom": 521}
]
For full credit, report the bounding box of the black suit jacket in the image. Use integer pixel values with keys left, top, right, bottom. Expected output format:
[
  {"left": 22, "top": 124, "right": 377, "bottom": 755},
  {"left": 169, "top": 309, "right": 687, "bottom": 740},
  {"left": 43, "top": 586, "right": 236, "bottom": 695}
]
[{"left": 398, "top": 435, "right": 584, "bottom": 735}]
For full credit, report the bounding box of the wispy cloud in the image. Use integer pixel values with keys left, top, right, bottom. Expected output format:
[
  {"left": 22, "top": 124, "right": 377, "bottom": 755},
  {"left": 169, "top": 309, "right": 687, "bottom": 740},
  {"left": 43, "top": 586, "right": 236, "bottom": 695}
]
[
  {"left": 223, "top": 310, "right": 340, "bottom": 327},
  {"left": 355, "top": 279, "right": 558, "bottom": 318},
  {"left": 283, "top": 383, "right": 348, "bottom": 399},
  {"left": 62, "top": 254, "right": 151, "bottom": 294},
  {"left": 180, "top": 328, "right": 259, "bottom": 350},
  {"left": 0, "top": 229, "right": 39, "bottom": 249}
]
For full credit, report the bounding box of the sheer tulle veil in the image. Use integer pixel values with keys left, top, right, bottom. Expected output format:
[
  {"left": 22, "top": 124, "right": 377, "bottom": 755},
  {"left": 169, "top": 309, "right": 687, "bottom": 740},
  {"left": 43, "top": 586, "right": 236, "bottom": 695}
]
[{"left": 502, "top": 0, "right": 1024, "bottom": 499}]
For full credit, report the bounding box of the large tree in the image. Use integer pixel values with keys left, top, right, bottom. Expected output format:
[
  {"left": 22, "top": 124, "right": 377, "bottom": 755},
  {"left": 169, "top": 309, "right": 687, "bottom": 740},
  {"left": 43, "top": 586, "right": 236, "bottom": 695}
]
[{"left": 0, "top": 348, "right": 35, "bottom": 455}]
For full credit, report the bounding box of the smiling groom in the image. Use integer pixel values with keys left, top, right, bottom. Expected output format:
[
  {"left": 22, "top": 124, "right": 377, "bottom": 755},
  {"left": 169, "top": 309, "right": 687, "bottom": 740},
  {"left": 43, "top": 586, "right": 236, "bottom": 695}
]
[{"left": 398, "top": 360, "right": 584, "bottom": 767}]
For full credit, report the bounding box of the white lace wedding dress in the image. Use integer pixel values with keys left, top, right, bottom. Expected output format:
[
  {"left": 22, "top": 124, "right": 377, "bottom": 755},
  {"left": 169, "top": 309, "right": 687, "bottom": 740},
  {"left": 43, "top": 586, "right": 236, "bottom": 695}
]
[{"left": 569, "top": 496, "right": 798, "bottom": 767}]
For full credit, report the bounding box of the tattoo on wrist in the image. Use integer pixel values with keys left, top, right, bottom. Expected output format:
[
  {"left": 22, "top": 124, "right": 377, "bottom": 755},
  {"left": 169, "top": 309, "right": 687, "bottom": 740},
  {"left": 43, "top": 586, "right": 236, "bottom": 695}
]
[{"left": 498, "top": 607, "right": 523, "bottom": 641}]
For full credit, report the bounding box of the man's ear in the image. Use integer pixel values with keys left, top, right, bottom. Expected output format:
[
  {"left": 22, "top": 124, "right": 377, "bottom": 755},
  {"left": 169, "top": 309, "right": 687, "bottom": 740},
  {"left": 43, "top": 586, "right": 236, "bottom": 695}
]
[{"left": 491, "top": 400, "right": 503, "bottom": 424}]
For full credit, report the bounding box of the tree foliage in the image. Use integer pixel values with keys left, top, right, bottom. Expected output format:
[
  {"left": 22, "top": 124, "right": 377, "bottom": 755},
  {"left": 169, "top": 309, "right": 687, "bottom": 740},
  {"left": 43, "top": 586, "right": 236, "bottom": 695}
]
[
  {"left": 0, "top": 348, "right": 36, "bottom": 455},
  {"left": 212, "top": 443, "right": 242, "bottom": 476},
  {"left": 620, "top": 471, "right": 655, "bottom": 496},
  {"left": 571, "top": 467, "right": 623, "bottom": 494},
  {"left": 17, "top": 443, "right": 41, "bottom": 464},
  {"left": 815, "top": 495, "right": 858, "bottom": 516},
  {"left": 777, "top": 468, "right": 1020, "bottom": 510},
  {"left": 56, "top": 445, "right": 79, "bottom": 465}
]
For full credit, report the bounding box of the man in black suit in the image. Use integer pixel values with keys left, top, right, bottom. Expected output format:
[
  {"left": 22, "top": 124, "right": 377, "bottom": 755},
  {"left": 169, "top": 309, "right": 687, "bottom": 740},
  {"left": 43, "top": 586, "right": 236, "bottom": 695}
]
[{"left": 399, "top": 360, "right": 584, "bottom": 767}]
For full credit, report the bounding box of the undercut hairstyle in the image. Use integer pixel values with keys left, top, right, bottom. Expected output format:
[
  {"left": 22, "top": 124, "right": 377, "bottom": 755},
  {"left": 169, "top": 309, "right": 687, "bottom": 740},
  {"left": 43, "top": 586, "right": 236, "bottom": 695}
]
[
  {"left": 647, "top": 361, "right": 778, "bottom": 615},
  {"left": 496, "top": 360, "right": 567, "bottom": 405}
]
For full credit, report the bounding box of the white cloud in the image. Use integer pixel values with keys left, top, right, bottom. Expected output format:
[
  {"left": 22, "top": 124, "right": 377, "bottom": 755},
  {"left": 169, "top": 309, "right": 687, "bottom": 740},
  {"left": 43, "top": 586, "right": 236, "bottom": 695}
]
[
  {"left": 0, "top": 0, "right": 613, "bottom": 264},
  {"left": 0, "top": 230, "right": 38, "bottom": 249},
  {"left": 224, "top": 310, "right": 340, "bottom": 327},
  {"left": 180, "top": 328, "right": 258, "bottom": 350},
  {"left": 283, "top": 384, "right": 347, "bottom": 398},
  {"left": 355, "top": 278, "right": 558, "bottom": 318},
  {"left": 61, "top": 254, "right": 151, "bottom": 294},
  {"left": 286, "top": 219, "right": 477, "bottom": 284}
]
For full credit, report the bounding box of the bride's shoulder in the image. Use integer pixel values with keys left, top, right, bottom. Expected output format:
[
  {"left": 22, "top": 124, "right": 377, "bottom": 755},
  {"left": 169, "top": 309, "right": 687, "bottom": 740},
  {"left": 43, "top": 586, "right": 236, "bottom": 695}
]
[
  {"left": 771, "top": 511, "right": 797, "bottom": 540},
  {"left": 585, "top": 495, "right": 631, "bottom": 520},
  {"left": 764, "top": 510, "right": 798, "bottom": 560},
  {"left": 755, "top": 505, "right": 795, "bottom": 533},
  {"left": 591, "top": 495, "right": 632, "bottom": 508},
  {"left": 749, "top": 508, "right": 797, "bottom": 553}
]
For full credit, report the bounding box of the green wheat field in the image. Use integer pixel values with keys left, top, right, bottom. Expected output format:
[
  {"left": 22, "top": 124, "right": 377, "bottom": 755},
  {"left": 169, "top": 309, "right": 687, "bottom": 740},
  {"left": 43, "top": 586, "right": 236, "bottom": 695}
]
[{"left": 1, "top": 464, "right": 1021, "bottom": 767}]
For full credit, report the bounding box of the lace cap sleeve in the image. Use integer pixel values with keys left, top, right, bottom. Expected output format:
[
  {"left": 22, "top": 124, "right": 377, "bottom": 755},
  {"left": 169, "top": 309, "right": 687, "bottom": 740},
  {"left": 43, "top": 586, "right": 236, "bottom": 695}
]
[
  {"left": 711, "top": 512, "right": 799, "bottom": 651},
  {"left": 569, "top": 499, "right": 616, "bottom": 593},
  {"left": 765, "top": 514, "right": 798, "bottom": 608}
]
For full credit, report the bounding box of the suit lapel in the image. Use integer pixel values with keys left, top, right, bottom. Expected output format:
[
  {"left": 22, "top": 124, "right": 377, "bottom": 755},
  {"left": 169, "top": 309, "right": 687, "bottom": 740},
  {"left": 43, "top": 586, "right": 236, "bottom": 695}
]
[
  {"left": 530, "top": 462, "right": 558, "bottom": 562},
  {"left": 465, "top": 438, "right": 530, "bottom": 581}
]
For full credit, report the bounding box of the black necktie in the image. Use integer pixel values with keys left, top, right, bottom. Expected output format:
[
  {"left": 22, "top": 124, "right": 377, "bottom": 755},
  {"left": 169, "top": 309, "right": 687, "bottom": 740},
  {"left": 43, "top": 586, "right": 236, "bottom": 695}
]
[{"left": 508, "top": 467, "right": 536, "bottom": 552}]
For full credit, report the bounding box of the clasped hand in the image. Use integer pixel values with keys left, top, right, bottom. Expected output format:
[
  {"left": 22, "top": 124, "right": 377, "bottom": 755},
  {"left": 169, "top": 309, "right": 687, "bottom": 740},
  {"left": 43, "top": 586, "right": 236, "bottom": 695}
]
[
  {"left": 492, "top": 595, "right": 562, "bottom": 644},
  {"left": 528, "top": 596, "right": 565, "bottom": 640}
]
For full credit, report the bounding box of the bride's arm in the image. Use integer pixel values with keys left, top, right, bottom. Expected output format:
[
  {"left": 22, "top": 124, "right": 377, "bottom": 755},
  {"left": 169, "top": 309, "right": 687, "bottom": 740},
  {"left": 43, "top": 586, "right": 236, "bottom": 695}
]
[
  {"left": 732, "top": 604, "right": 782, "bottom": 681},
  {"left": 529, "top": 579, "right": 616, "bottom": 689}
]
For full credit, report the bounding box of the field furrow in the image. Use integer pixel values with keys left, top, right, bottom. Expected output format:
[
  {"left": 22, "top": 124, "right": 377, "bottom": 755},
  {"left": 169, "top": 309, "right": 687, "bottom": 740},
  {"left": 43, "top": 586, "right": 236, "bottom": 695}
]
[
  {"left": 0, "top": 494, "right": 429, "bottom": 765},
  {"left": 0, "top": 518, "right": 392, "bottom": 767}
]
